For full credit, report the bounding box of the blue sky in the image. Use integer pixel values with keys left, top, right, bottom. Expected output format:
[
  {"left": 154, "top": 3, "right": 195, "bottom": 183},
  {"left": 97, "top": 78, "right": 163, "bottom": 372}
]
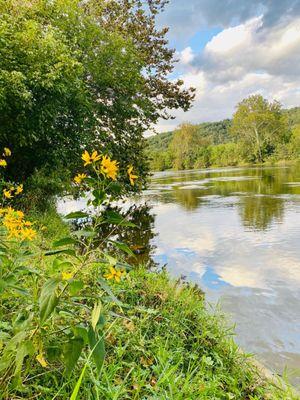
[
  {"left": 170, "top": 27, "right": 222, "bottom": 53},
  {"left": 154, "top": 0, "right": 300, "bottom": 132}
]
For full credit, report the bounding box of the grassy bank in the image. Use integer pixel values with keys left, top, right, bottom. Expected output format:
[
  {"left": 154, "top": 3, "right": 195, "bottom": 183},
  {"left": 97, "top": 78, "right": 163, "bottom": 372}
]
[
  {"left": 0, "top": 209, "right": 297, "bottom": 399},
  {"left": 149, "top": 158, "right": 300, "bottom": 174}
]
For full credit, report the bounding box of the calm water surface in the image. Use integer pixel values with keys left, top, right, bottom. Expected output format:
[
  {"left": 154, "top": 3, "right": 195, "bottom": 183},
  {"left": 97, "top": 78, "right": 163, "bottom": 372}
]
[{"left": 58, "top": 164, "right": 300, "bottom": 385}]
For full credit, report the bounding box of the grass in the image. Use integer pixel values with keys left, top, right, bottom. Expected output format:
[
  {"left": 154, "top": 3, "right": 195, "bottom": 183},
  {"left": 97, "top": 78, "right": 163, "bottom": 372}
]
[
  {"left": 1, "top": 209, "right": 298, "bottom": 399},
  {"left": 65, "top": 268, "right": 297, "bottom": 400}
]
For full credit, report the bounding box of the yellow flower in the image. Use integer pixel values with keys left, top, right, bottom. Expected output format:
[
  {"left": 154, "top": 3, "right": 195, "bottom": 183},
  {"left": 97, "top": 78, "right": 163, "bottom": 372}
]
[
  {"left": 15, "top": 210, "right": 24, "bottom": 219},
  {"left": 101, "top": 155, "right": 118, "bottom": 180},
  {"left": 61, "top": 271, "right": 73, "bottom": 281},
  {"left": 0, "top": 159, "right": 7, "bottom": 167},
  {"left": 20, "top": 227, "right": 37, "bottom": 241},
  {"left": 36, "top": 353, "right": 48, "bottom": 368},
  {"left": 15, "top": 184, "right": 23, "bottom": 195},
  {"left": 81, "top": 150, "right": 101, "bottom": 166},
  {"left": 74, "top": 173, "right": 87, "bottom": 184},
  {"left": 104, "top": 266, "right": 126, "bottom": 283},
  {"left": 3, "top": 210, "right": 23, "bottom": 236},
  {"left": 3, "top": 148, "right": 11, "bottom": 157},
  {"left": 0, "top": 207, "right": 36, "bottom": 240},
  {"left": 3, "top": 189, "right": 13, "bottom": 199},
  {"left": 127, "top": 165, "right": 138, "bottom": 186}
]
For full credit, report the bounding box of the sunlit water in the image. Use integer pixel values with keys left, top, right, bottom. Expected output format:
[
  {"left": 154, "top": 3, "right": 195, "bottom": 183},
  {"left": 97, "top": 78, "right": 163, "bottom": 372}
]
[{"left": 58, "top": 164, "right": 300, "bottom": 386}]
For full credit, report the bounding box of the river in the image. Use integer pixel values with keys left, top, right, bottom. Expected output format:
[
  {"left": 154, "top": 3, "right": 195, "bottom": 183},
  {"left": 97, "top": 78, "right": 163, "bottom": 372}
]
[{"left": 58, "top": 164, "right": 300, "bottom": 386}]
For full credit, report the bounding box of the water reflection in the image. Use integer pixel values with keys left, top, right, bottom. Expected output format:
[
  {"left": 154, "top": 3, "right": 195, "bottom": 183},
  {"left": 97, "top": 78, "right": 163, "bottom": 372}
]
[
  {"left": 144, "top": 164, "right": 300, "bottom": 386},
  {"left": 113, "top": 203, "right": 157, "bottom": 268},
  {"left": 239, "top": 195, "right": 284, "bottom": 231}
]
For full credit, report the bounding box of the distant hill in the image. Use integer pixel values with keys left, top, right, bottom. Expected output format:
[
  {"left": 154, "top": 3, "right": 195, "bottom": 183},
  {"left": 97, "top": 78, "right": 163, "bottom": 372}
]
[
  {"left": 147, "top": 107, "right": 300, "bottom": 153},
  {"left": 284, "top": 106, "right": 300, "bottom": 126}
]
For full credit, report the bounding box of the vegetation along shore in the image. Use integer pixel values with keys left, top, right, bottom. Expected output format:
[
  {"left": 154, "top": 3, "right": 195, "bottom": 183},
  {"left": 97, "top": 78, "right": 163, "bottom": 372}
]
[{"left": 147, "top": 100, "right": 300, "bottom": 171}]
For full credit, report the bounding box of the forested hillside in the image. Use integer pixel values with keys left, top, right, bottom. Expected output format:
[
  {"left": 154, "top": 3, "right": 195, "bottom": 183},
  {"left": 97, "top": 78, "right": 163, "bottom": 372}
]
[{"left": 147, "top": 102, "right": 300, "bottom": 171}]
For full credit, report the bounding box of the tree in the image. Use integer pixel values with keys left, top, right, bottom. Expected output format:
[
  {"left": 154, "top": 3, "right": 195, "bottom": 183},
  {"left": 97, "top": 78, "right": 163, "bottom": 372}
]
[
  {"left": 169, "top": 124, "right": 210, "bottom": 169},
  {"left": 231, "top": 95, "right": 288, "bottom": 163},
  {"left": 0, "top": 0, "right": 194, "bottom": 187}
]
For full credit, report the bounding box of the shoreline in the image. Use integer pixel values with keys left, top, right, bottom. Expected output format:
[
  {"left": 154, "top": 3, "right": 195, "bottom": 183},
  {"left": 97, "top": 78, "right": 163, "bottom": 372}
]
[{"left": 150, "top": 159, "right": 300, "bottom": 173}]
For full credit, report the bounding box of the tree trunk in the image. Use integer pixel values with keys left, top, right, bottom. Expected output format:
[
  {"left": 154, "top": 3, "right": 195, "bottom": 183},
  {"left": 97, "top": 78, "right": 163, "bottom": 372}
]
[{"left": 254, "top": 127, "right": 263, "bottom": 163}]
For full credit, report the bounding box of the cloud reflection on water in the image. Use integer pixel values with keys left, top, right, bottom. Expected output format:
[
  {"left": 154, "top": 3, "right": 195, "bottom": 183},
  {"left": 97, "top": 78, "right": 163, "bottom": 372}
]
[{"left": 145, "top": 165, "right": 300, "bottom": 385}]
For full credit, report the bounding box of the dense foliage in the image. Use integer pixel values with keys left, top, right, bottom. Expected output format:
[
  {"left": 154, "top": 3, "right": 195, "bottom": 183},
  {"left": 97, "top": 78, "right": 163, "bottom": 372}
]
[
  {"left": 147, "top": 97, "right": 300, "bottom": 171},
  {"left": 0, "top": 0, "right": 194, "bottom": 187}
]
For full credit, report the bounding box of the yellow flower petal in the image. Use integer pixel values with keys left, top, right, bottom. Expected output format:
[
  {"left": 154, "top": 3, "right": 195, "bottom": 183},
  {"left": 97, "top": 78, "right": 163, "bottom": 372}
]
[
  {"left": 20, "top": 228, "right": 37, "bottom": 241},
  {"left": 36, "top": 353, "right": 48, "bottom": 368},
  {"left": 74, "top": 173, "right": 87, "bottom": 184},
  {"left": 82, "top": 150, "right": 92, "bottom": 166},
  {"left": 3, "top": 189, "right": 13, "bottom": 198},
  {"left": 127, "top": 165, "right": 138, "bottom": 186},
  {"left": 62, "top": 271, "right": 73, "bottom": 281},
  {"left": 15, "top": 184, "right": 23, "bottom": 195},
  {"left": 101, "top": 155, "right": 118, "bottom": 180},
  {"left": 3, "top": 147, "right": 11, "bottom": 157}
]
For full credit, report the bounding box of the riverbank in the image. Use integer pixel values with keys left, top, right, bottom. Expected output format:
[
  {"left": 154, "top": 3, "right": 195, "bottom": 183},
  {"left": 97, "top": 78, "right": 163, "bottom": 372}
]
[
  {"left": 150, "top": 158, "right": 300, "bottom": 173},
  {"left": 1, "top": 208, "right": 297, "bottom": 399}
]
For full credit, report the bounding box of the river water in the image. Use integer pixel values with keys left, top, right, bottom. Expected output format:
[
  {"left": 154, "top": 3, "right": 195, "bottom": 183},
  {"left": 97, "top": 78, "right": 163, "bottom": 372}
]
[{"left": 58, "top": 164, "right": 300, "bottom": 386}]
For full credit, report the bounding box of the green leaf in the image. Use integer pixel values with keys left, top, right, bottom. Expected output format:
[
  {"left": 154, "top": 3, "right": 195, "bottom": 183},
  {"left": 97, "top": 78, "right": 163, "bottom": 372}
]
[
  {"left": 73, "top": 326, "right": 89, "bottom": 344},
  {"left": 0, "top": 331, "right": 27, "bottom": 373},
  {"left": 45, "top": 249, "right": 77, "bottom": 257},
  {"left": 92, "top": 189, "right": 106, "bottom": 206},
  {"left": 88, "top": 326, "right": 105, "bottom": 373},
  {"left": 69, "top": 280, "right": 84, "bottom": 296},
  {"left": 0, "top": 279, "right": 7, "bottom": 294},
  {"left": 104, "top": 211, "right": 136, "bottom": 227},
  {"left": 91, "top": 301, "right": 102, "bottom": 331},
  {"left": 70, "top": 361, "right": 88, "bottom": 400},
  {"left": 108, "top": 240, "right": 135, "bottom": 257},
  {"left": 39, "top": 278, "right": 60, "bottom": 325},
  {"left": 64, "top": 211, "right": 89, "bottom": 220},
  {"left": 52, "top": 260, "right": 73, "bottom": 273},
  {"left": 15, "top": 340, "right": 34, "bottom": 378},
  {"left": 72, "top": 230, "right": 97, "bottom": 239},
  {"left": 8, "top": 285, "right": 29, "bottom": 296},
  {"left": 108, "top": 182, "right": 122, "bottom": 195},
  {"left": 64, "top": 337, "right": 84, "bottom": 376},
  {"left": 53, "top": 237, "right": 77, "bottom": 248}
]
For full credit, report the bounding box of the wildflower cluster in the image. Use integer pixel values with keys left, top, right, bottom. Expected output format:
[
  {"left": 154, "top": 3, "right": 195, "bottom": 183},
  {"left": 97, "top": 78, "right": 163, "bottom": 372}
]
[
  {"left": 0, "top": 147, "right": 24, "bottom": 200},
  {"left": 104, "top": 266, "right": 126, "bottom": 282},
  {"left": 0, "top": 207, "right": 36, "bottom": 241},
  {"left": 0, "top": 147, "right": 11, "bottom": 168},
  {"left": 74, "top": 150, "right": 138, "bottom": 187},
  {"left": 3, "top": 184, "right": 23, "bottom": 199}
]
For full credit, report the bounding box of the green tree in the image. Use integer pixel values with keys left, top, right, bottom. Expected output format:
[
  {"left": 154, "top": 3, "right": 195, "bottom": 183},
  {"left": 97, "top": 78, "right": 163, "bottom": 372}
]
[
  {"left": 169, "top": 124, "right": 210, "bottom": 169},
  {"left": 231, "top": 95, "right": 288, "bottom": 163},
  {"left": 0, "top": 0, "right": 194, "bottom": 187}
]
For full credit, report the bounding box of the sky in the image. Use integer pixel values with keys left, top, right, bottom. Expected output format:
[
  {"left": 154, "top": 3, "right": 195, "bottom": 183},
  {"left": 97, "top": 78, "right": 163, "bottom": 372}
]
[{"left": 154, "top": 0, "right": 300, "bottom": 132}]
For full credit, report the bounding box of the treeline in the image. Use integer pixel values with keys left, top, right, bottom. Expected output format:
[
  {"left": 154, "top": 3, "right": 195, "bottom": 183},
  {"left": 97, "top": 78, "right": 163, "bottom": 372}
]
[{"left": 147, "top": 95, "right": 300, "bottom": 171}]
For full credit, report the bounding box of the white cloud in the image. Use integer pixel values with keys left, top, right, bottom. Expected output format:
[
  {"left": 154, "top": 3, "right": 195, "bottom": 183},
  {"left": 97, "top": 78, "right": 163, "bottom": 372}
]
[
  {"left": 178, "top": 46, "right": 195, "bottom": 65},
  {"left": 158, "top": 0, "right": 300, "bottom": 44},
  {"left": 155, "top": 16, "right": 300, "bottom": 132},
  {"left": 205, "top": 17, "right": 261, "bottom": 54}
]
